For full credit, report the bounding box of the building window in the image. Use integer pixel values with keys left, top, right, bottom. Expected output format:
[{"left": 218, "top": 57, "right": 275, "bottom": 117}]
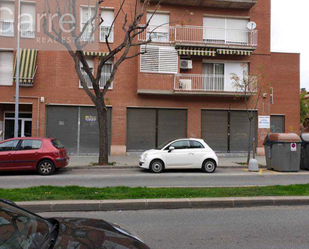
[
  {"left": 140, "top": 45, "right": 178, "bottom": 74},
  {"left": 270, "top": 115, "right": 285, "bottom": 133},
  {"left": 21, "top": 3, "right": 36, "bottom": 38},
  {"left": 146, "top": 13, "right": 169, "bottom": 42},
  {"left": 81, "top": 6, "right": 95, "bottom": 42},
  {"left": 100, "top": 9, "right": 114, "bottom": 43},
  {"left": 0, "top": 1, "right": 15, "bottom": 37},
  {"left": 0, "top": 51, "right": 14, "bottom": 86},
  {"left": 80, "top": 57, "right": 113, "bottom": 89},
  {"left": 203, "top": 17, "right": 249, "bottom": 45}
]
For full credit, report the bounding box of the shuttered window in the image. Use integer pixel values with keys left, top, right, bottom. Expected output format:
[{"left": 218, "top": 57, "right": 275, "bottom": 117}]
[
  {"left": 21, "top": 3, "right": 36, "bottom": 38},
  {"left": 140, "top": 45, "right": 178, "bottom": 74},
  {"left": 0, "top": 2, "right": 14, "bottom": 36},
  {"left": 100, "top": 9, "right": 114, "bottom": 42},
  {"left": 147, "top": 13, "right": 169, "bottom": 42},
  {"left": 0, "top": 51, "right": 13, "bottom": 86}
]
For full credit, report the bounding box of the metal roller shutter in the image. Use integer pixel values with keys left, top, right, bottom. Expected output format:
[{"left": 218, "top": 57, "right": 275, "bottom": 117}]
[
  {"left": 230, "top": 111, "right": 256, "bottom": 152},
  {"left": 201, "top": 110, "right": 228, "bottom": 152},
  {"left": 270, "top": 115, "right": 285, "bottom": 133},
  {"left": 80, "top": 107, "right": 111, "bottom": 154},
  {"left": 127, "top": 108, "right": 156, "bottom": 151},
  {"left": 46, "top": 106, "right": 78, "bottom": 153},
  {"left": 157, "top": 109, "right": 187, "bottom": 146}
]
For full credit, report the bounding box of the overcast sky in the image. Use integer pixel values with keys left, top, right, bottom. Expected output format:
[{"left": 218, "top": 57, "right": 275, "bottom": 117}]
[{"left": 271, "top": 0, "right": 309, "bottom": 89}]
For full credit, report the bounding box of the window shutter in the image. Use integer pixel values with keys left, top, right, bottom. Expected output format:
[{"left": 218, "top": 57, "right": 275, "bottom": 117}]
[
  {"left": 140, "top": 45, "right": 178, "bottom": 74},
  {"left": 21, "top": 3, "right": 35, "bottom": 22},
  {"left": 101, "top": 9, "right": 114, "bottom": 26},
  {"left": 0, "top": 2, "right": 15, "bottom": 20},
  {"left": 147, "top": 13, "right": 169, "bottom": 33},
  {"left": 0, "top": 52, "right": 13, "bottom": 86}
]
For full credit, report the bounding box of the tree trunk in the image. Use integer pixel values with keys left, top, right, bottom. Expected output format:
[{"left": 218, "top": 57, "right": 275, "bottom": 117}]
[
  {"left": 246, "top": 119, "right": 252, "bottom": 165},
  {"left": 96, "top": 103, "right": 109, "bottom": 165}
]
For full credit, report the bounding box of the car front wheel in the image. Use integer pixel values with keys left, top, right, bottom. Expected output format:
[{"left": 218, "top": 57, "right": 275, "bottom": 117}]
[
  {"left": 150, "top": 160, "right": 164, "bottom": 173},
  {"left": 37, "top": 160, "right": 55, "bottom": 175},
  {"left": 202, "top": 160, "right": 216, "bottom": 173}
]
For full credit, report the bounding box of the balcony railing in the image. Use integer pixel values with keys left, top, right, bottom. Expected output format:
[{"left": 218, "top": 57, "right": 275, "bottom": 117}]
[
  {"left": 81, "top": 72, "right": 113, "bottom": 89},
  {"left": 0, "top": 20, "right": 14, "bottom": 36},
  {"left": 138, "top": 25, "right": 258, "bottom": 47},
  {"left": 100, "top": 26, "right": 113, "bottom": 43},
  {"left": 175, "top": 74, "right": 225, "bottom": 92},
  {"left": 21, "top": 22, "right": 35, "bottom": 38}
]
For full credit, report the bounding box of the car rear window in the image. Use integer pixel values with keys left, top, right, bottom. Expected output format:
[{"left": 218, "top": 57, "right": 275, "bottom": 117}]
[
  {"left": 51, "top": 139, "right": 65, "bottom": 149},
  {"left": 20, "top": 140, "right": 42, "bottom": 150}
]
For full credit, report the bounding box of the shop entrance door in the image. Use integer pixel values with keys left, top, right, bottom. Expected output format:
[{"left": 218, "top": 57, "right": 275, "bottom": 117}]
[{"left": 4, "top": 113, "right": 32, "bottom": 139}]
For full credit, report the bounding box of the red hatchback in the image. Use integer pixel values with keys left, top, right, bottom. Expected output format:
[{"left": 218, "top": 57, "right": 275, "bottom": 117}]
[{"left": 0, "top": 137, "right": 69, "bottom": 175}]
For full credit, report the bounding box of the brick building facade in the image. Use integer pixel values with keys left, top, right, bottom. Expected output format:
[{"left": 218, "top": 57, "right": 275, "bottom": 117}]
[{"left": 0, "top": 0, "right": 300, "bottom": 155}]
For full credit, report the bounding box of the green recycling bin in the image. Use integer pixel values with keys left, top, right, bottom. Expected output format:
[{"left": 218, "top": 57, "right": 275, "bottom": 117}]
[
  {"left": 300, "top": 134, "right": 309, "bottom": 170},
  {"left": 263, "top": 133, "right": 301, "bottom": 172}
]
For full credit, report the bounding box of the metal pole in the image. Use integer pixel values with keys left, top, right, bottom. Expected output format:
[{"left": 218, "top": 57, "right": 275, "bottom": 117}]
[{"left": 14, "top": 0, "right": 21, "bottom": 137}]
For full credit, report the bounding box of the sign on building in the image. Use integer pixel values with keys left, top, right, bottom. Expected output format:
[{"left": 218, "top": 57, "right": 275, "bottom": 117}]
[{"left": 258, "top": 116, "right": 270, "bottom": 129}]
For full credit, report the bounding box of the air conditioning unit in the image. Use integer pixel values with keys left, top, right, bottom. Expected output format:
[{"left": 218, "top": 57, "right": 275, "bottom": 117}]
[
  {"left": 180, "top": 60, "right": 193, "bottom": 70},
  {"left": 179, "top": 79, "right": 192, "bottom": 90}
]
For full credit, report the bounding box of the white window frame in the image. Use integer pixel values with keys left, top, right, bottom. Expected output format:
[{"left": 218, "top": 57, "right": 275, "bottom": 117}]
[
  {"left": 100, "top": 8, "right": 114, "bottom": 43},
  {"left": 146, "top": 12, "right": 170, "bottom": 43},
  {"left": 0, "top": 51, "right": 14, "bottom": 86},
  {"left": 0, "top": 2, "right": 15, "bottom": 37},
  {"left": 140, "top": 45, "right": 178, "bottom": 74},
  {"left": 79, "top": 58, "right": 113, "bottom": 90},
  {"left": 80, "top": 6, "right": 95, "bottom": 42},
  {"left": 20, "top": 2, "right": 36, "bottom": 39}
]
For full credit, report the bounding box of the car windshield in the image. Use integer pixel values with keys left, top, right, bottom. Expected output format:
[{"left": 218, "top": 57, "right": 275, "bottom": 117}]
[
  {"left": 51, "top": 139, "right": 64, "bottom": 149},
  {"left": 0, "top": 201, "right": 51, "bottom": 249},
  {"left": 156, "top": 139, "right": 176, "bottom": 150}
]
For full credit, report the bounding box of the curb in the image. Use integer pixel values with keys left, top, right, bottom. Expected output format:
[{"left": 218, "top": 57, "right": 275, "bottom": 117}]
[
  {"left": 17, "top": 196, "right": 309, "bottom": 213},
  {"left": 65, "top": 165, "right": 267, "bottom": 170}
]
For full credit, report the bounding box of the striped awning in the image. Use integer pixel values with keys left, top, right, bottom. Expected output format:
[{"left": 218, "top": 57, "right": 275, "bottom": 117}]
[
  {"left": 13, "top": 49, "right": 38, "bottom": 85},
  {"left": 217, "top": 49, "right": 252, "bottom": 56},
  {"left": 177, "top": 47, "right": 216, "bottom": 57},
  {"left": 83, "top": 51, "right": 109, "bottom": 57}
]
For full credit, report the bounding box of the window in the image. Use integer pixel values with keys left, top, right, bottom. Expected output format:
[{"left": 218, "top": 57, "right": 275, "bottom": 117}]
[
  {"left": 0, "top": 2, "right": 14, "bottom": 36},
  {"left": 19, "top": 140, "right": 42, "bottom": 150},
  {"left": 81, "top": 6, "right": 95, "bottom": 41},
  {"left": 203, "top": 63, "right": 225, "bottom": 91},
  {"left": 51, "top": 139, "right": 64, "bottom": 149},
  {"left": 0, "top": 140, "right": 19, "bottom": 152},
  {"left": 169, "top": 140, "right": 190, "bottom": 150},
  {"left": 140, "top": 45, "right": 178, "bottom": 74},
  {"left": 190, "top": 141, "right": 204, "bottom": 149},
  {"left": 203, "top": 17, "right": 249, "bottom": 45},
  {"left": 147, "top": 13, "right": 169, "bottom": 42},
  {"left": 270, "top": 115, "right": 285, "bottom": 133},
  {"left": 100, "top": 9, "right": 114, "bottom": 43},
  {"left": 80, "top": 57, "right": 113, "bottom": 89},
  {"left": 0, "top": 52, "right": 13, "bottom": 86},
  {"left": 21, "top": 3, "right": 36, "bottom": 38}
]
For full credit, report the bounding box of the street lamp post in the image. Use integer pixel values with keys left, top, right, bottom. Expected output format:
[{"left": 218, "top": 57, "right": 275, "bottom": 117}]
[{"left": 14, "top": 0, "right": 21, "bottom": 138}]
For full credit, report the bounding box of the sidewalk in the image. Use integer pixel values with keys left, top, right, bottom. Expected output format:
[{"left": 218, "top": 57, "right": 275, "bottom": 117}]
[{"left": 67, "top": 155, "right": 266, "bottom": 168}]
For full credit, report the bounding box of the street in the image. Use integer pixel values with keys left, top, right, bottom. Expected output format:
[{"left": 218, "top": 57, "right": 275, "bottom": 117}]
[
  {"left": 1, "top": 167, "right": 309, "bottom": 188},
  {"left": 40, "top": 206, "right": 309, "bottom": 249}
]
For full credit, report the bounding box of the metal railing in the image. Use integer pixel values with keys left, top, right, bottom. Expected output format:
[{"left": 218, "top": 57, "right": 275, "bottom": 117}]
[
  {"left": 138, "top": 25, "right": 258, "bottom": 47},
  {"left": 21, "top": 22, "right": 35, "bottom": 38},
  {"left": 81, "top": 72, "right": 113, "bottom": 89},
  {"left": 174, "top": 74, "right": 225, "bottom": 92},
  {"left": 0, "top": 20, "right": 14, "bottom": 36}
]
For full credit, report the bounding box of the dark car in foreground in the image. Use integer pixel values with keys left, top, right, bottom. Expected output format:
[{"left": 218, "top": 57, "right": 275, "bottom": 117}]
[
  {"left": 0, "top": 137, "right": 69, "bottom": 175},
  {"left": 0, "top": 199, "right": 150, "bottom": 249}
]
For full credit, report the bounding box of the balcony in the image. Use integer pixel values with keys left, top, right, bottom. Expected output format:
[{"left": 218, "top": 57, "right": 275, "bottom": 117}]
[
  {"left": 138, "top": 73, "right": 249, "bottom": 97},
  {"left": 138, "top": 25, "right": 258, "bottom": 50},
  {"left": 145, "top": 0, "right": 257, "bottom": 9},
  {"left": 0, "top": 19, "right": 14, "bottom": 37}
]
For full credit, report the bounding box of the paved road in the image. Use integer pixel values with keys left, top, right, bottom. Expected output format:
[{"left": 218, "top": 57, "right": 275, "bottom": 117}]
[
  {"left": 40, "top": 206, "right": 309, "bottom": 249},
  {"left": 1, "top": 168, "right": 309, "bottom": 188}
]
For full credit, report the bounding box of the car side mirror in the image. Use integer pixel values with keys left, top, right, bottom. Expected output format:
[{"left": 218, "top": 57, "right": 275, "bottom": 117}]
[{"left": 168, "top": 146, "right": 175, "bottom": 152}]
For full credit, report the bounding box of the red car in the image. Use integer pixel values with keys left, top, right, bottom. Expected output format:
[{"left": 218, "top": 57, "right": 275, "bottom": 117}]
[{"left": 0, "top": 137, "right": 69, "bottom": 175}]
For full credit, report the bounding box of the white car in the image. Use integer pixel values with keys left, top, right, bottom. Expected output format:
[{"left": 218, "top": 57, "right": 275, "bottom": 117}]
[{"left": 139, "top": 138, "right": 218, "bottom": 173}]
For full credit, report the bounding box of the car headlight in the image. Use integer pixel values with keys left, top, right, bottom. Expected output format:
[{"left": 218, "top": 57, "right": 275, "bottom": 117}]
[{"left": 143, "top": 154, "right": 148, "bottom": 161}]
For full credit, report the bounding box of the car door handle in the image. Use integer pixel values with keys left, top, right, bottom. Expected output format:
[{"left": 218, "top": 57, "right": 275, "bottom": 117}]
[{"left": 189, "top": 152, "right": 194, "bottom": 155}]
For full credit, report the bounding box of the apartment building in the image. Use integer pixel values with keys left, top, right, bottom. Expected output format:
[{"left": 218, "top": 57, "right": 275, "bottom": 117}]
[{"left": 0, "top": 0, "right": 300, "bottom": 155}]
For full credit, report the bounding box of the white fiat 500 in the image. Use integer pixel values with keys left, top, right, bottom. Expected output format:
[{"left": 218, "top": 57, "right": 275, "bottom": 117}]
[{"left": 139, "top": 138, "right": 218, "bottom": 173}]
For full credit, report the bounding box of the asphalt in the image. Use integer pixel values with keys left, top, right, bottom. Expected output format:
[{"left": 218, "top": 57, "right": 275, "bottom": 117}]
[
  {"left": 1, "top": 167, "right": 309, "bottom": 188},
  {"left": 40, "top": 206, "right": 309, "bottom": 249}
]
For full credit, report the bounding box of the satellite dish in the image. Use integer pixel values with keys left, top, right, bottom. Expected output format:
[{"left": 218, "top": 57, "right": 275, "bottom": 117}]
[{"left": 247, "top": 21, "right": 257, "bottom": 30}]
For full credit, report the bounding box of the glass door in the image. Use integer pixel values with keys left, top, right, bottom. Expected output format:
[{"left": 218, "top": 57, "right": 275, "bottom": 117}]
[{"left": 4, "top": 113, "right": 32, "bottom": 139}]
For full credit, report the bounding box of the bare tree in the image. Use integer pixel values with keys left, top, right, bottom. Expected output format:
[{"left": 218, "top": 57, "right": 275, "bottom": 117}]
[
  {"left": 231, "top": 65, "right": 269, "bottom": 165},
  {"left": 41, "top": 0, "right": 175, "bottom": 164}
]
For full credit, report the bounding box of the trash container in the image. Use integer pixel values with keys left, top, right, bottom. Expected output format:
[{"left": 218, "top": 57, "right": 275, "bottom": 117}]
[
  {"left": 263, "top": 133, "right": 301, "bottom": 172},
  {"left": 300, "top": 133, "right": 309, "bottom": 170}
]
